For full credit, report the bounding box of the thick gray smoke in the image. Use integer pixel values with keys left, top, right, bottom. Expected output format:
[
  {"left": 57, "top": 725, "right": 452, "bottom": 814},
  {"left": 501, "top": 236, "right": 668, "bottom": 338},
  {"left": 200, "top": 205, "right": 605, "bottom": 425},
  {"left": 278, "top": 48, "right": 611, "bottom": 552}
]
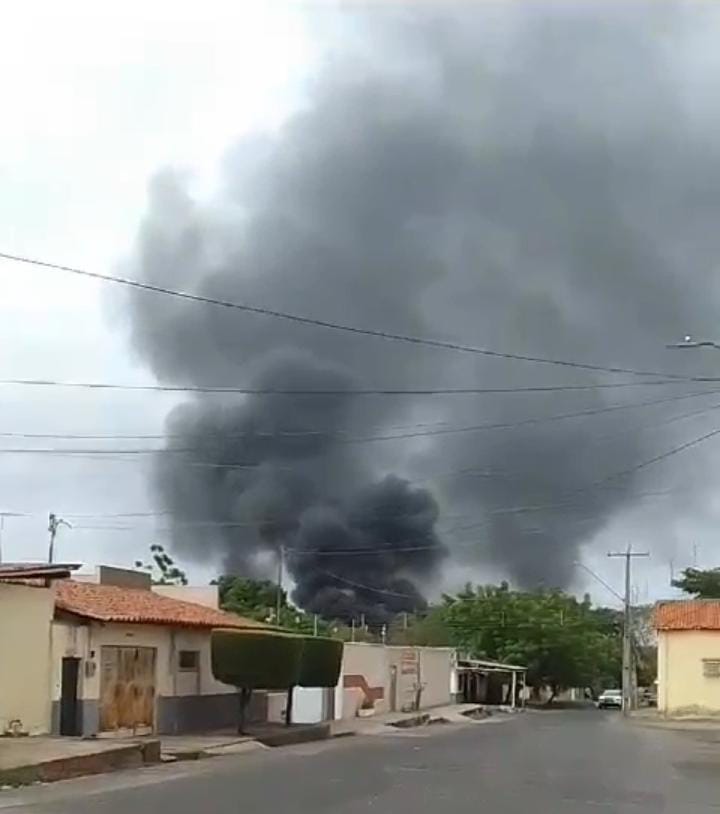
[{"left": 127, "top": 5, "right": 720, "bottom": 614}]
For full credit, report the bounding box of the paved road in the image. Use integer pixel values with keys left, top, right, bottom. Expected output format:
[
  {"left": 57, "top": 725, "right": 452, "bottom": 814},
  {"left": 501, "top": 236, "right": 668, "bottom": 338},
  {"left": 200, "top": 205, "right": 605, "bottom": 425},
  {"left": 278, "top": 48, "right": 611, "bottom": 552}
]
[{"left": 4, "top": 710, "right": 720, "bottom": 813}]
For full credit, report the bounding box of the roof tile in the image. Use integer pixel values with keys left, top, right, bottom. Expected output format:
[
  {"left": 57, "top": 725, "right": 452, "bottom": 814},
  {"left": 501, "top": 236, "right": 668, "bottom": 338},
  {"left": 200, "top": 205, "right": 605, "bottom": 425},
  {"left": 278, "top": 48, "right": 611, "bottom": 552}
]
[
  {"left": 55, "top": 580, "right": 266, "bottom": 630},
  {"left": 655, "top": 600, "right": 720, "bottom": 631}
]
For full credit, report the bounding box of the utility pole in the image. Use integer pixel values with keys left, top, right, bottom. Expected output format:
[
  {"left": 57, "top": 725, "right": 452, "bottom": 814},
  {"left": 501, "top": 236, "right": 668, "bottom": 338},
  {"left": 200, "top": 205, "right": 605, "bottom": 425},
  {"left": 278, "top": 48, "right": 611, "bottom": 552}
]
[
  {"left": 48, "top": 513, "right": 71, "bottom": 563},
  {"left": 608, "top": 546, "right": 649, "bottom": 716},
  {"left": 275, "top": 544, "right": 284, "bottom": 623}
]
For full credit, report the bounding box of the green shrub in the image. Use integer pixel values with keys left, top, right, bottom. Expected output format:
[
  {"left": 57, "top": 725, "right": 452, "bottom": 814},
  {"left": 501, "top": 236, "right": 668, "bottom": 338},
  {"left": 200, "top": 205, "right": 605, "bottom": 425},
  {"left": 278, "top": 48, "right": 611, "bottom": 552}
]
[
  {"left": 298, "top": 636, "right": 344, "bottom": 688},
  {"left": 211, "top": 628, "right": 304, "bottom": 690}
]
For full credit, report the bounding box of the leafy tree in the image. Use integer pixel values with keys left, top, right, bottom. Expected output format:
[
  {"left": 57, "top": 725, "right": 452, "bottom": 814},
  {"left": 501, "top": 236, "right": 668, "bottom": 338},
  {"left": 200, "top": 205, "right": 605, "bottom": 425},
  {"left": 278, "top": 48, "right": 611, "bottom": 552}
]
[
  {"left": 672, "top": 567, "right": 720, "bottom": 598},
  {"left": 214, "top": 575, "right": 332, "bottom": 634},
  {"left": 135, "top": 544, "right": 188, "bottom": 585},
  {"left": 441, "top": 584, "right": 621, "bottom": 701},
  {"left": 214, "top": 576, "right": 285, "bottom": 621},
  {"left": 386, "top": 607, "right": 452, "bottom": 647},
  {"left": 211, "top": 629, "right": 304, "bottom": 731}
]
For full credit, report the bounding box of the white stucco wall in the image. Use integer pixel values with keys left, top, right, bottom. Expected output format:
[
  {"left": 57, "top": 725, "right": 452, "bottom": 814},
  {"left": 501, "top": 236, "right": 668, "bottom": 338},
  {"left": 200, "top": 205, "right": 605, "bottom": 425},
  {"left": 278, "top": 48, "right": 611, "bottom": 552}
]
[
  {"left": 418, "top": 647, "right": 454, "bottom": 708},
  {"left": 0, "top": 582, "right": 55, "bottom": 734},
  {"left": 658, "top": 629, "right": 720, "bottom": 716},
  {"left": 337, "top": 644, "right": 456, "bottom": 718},
  {"left": 51, "top": 621, "right": 236, "bottom": 703},
  {"left": 341, "top": 643, "right": 390, "bottom": 714}
]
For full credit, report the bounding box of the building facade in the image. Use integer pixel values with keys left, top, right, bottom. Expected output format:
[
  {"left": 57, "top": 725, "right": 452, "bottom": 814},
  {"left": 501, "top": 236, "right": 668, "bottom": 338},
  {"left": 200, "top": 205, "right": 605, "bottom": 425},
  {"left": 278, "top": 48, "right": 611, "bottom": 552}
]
[
  {"left": 0, "top": 580, "right": 57, "bottom": 735},
  {"left": 1, "top": 565, "right": 266, "bottom": 736},
  {"left": 656, "top": 600, "right": 720, "bottom": 716}
]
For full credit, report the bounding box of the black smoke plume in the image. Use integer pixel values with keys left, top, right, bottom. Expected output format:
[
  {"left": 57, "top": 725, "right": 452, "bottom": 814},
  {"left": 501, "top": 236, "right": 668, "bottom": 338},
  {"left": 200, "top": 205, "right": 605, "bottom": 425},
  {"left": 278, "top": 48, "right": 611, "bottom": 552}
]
[{"left": 127, "top": 5, "right": 720, "bottom": 613}]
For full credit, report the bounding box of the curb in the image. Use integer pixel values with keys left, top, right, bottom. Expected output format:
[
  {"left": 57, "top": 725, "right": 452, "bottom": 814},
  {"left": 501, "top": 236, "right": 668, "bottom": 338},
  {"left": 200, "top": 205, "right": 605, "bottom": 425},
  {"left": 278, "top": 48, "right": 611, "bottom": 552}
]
[
  {"left": 0, "top": 741, "right": 160, "bottom": 787},
  {"left": 251, "top": 723, "right": 331, "bottom": 747}
]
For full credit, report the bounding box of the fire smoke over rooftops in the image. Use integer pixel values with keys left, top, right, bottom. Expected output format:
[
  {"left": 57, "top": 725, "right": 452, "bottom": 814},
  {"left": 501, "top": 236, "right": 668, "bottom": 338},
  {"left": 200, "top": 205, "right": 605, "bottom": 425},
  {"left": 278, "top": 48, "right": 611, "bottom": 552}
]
[{"left": 127, "top": 5, "right": 720, "bottom": 619}]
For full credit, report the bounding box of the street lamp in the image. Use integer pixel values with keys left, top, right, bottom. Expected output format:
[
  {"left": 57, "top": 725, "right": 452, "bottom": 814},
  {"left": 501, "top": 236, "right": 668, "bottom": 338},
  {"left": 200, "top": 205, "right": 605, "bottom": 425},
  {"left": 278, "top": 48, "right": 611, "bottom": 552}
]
[
  {"left": 573, "top": 561, "right": 623, "bottom": 603},
  {"left": 666, "top": 335, "right": 720, "bottom": 350}
]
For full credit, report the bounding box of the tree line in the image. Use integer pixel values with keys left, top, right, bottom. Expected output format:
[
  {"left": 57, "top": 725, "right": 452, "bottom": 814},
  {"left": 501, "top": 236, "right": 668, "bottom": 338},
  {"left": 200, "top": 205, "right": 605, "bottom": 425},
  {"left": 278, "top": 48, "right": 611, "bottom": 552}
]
[{"left": 143, "top": 547, "right": 720, "bottom": 699}]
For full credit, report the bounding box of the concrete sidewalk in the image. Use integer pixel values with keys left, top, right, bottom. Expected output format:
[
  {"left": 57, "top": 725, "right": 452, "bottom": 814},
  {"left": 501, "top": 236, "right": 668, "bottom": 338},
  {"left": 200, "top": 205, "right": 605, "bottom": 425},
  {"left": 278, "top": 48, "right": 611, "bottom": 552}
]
[
  {"left": 629, "top": 709, "right": 720, "bottom": 733},
  {"left": 0, "top": 737, "right": 160, "bottom": 787},
  {"left": 330, "top": 702, "right": 498, "bottom": 736}
]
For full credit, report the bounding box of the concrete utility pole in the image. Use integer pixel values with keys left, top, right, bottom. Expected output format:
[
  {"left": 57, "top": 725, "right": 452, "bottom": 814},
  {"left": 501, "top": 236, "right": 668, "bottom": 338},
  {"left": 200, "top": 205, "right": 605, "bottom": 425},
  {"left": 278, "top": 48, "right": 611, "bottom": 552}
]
[
  {"left": 48, "top": 513, "right": 71, "bottom": 563},
  {"left": 608, "top": 546, "right": 649, "bottom": 716}
]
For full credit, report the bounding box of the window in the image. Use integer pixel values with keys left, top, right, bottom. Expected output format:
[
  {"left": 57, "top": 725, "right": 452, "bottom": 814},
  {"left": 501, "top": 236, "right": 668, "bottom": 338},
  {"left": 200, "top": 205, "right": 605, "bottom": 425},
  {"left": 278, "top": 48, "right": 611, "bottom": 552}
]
[
  {"left": 702, "top": 659, "right": 720, "bottom": 678},
  {"left": 178, "top": 650, "right": 200, "bottom": 671}
]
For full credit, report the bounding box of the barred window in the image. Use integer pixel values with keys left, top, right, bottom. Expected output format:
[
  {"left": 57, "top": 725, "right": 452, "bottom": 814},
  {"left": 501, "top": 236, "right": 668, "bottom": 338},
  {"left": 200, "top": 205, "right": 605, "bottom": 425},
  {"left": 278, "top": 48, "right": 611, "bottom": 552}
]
[
  {"left": 702, "top": 659, "right": 720, "bottom": 678},
  {"left": 178, "top": 650, "right": 200, "bottom": 671}
]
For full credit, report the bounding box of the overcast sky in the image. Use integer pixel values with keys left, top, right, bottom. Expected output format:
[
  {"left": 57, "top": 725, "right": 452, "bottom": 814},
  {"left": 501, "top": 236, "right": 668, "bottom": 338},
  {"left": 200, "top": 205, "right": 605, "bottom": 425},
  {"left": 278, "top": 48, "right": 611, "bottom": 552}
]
[
  {"left": 3, "top": 1, "right": 719, "bottom": 607},
  {"left": 0, "top": 1, "right": 318, "bottom": 578}
]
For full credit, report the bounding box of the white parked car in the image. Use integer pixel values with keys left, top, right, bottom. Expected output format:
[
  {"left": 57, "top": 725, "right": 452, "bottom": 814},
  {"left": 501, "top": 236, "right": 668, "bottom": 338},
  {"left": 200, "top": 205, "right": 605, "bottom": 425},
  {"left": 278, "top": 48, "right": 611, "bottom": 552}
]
[{"left": 597, "top": 689, "right": 622, "bottom": 709}]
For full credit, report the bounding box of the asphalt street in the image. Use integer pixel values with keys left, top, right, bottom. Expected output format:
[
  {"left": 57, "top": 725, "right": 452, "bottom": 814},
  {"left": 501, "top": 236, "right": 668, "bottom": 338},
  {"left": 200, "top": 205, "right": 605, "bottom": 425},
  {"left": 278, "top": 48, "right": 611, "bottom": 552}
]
[{"left": 4, "top": 710, "right": 720, "bottom": 813}]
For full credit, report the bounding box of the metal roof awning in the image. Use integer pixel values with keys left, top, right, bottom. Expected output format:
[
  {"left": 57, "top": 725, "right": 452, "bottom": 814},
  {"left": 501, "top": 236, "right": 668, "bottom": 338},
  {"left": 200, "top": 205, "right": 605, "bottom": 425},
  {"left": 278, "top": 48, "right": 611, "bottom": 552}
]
[{"left": 457, "top": 657, "right": 526, "bottom": 673}]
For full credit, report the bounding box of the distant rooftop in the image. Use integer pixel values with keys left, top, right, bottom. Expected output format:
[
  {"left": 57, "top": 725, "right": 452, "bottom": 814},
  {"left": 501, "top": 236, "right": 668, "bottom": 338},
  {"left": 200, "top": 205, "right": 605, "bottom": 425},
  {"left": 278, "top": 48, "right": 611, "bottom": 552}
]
[
  {"left": 655, "top": 599, "right": 720, "bottom": 631},
  {"left": 56, "top": 579, "right": 266, "bottom": 631},
  {"left": 0, "top": 562, "right": 80, "bottom": 581}
]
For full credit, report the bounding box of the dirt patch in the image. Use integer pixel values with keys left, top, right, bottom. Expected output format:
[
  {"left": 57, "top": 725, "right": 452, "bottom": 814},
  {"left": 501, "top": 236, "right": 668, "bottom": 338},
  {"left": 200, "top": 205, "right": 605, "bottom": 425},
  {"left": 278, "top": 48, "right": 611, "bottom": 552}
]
[
  {"left": 389, "top": 714, "right": 431, "bottom": 729},
  {"left": 247, "top": 723, "right": 330, "bottom": 747},
  {"left": 461, "top": 707, "right": 491, "bottom": 721}
]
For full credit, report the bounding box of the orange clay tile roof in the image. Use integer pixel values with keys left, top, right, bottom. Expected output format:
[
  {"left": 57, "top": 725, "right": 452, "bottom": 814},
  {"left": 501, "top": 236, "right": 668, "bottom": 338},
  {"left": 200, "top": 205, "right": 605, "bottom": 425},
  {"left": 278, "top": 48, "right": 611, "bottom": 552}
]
[
  {"left": 655, "top": 600, "right": 720, "bottom": 631},
  {"left": 55, "top": 579, "right": 267, "bottom": 630}
]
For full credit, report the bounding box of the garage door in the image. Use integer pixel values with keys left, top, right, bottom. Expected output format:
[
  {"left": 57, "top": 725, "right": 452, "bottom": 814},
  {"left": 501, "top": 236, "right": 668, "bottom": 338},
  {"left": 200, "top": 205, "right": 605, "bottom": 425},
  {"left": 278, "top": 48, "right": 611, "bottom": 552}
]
[{"left": 100, "top": 646, "right": 156, "bottom": 734}]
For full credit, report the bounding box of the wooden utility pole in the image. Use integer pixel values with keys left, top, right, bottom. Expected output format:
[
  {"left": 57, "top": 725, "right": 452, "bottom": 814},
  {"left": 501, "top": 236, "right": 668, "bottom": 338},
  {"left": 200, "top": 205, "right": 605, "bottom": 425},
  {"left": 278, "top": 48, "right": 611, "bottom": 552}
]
[{"left": 608, "top": 546, "right": 649, "bottom": 716}]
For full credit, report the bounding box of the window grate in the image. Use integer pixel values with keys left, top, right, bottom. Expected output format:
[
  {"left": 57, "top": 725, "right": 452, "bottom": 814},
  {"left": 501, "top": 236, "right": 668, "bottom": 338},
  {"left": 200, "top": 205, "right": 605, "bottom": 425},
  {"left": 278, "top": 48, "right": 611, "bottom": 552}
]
[
  {"left": 178, "top": 650, "right": 200, "bottom": 671},
  {"left": 702, "top": 659, "right": 720, "bottom": 678}
]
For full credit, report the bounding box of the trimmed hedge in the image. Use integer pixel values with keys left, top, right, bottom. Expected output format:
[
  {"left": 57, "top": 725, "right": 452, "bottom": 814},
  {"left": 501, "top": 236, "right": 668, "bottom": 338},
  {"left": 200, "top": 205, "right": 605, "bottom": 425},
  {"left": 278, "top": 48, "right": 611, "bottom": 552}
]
[
  {"left": 298, "top": 636, "right": 344, "bottom": 688},
  {"left": 211, "top": 628, "right": 304, "bottom": 690}
]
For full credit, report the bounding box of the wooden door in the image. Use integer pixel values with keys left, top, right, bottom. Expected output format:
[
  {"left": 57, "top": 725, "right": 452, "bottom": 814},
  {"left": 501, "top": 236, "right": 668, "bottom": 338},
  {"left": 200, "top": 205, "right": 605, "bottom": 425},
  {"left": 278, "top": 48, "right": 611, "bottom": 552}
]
[{"left": 100, "top": 646, "right": 156, "bottom": 734}]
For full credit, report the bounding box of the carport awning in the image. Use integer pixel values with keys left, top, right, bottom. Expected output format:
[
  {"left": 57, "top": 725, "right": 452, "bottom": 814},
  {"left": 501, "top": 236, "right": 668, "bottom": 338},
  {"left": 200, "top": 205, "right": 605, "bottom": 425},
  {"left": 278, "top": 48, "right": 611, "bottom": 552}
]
[{"left": 457, "top": 658, "right": 526, "bottom": 674}]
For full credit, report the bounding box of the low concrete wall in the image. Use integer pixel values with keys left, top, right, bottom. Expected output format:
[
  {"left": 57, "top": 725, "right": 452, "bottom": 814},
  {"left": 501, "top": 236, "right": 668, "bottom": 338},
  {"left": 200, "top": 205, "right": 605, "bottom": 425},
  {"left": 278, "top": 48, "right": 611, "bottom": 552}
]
[
  {"left": 157, "top": 692, "right": 267, "bottom": 735},
  {"left": 50, "top": 699, "right": 99, "bottom": 737},
  {"left": 418, "top": 648, "right": 454, "bottom": 709},
  {"left": 337, "top": 644, "right": 455, "bottom": 718}
]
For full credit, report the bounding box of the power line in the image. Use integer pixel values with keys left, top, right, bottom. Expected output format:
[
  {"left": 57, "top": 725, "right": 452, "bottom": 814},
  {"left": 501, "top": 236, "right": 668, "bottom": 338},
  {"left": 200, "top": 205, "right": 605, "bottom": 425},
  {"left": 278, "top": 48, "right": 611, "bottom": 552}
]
[
  {"left": 1, "top": 387, "right": 717, "bottom": 457},
  {"left": 305, "top": 566, "right": 419, "bottom": 598},
  {"left": 586, "top": 425, "right": 720, "bottom": 490},
  {"left": 0, "top": 250, "right": 711, "bottom": 382},
  {"left": 56, "top": 487, "right": 686, "bottom": 552},
  {"left": 0, "top": 420, "right": 452, "bottom": 441},
  {"left": 0, "top": 377, "right": 697, "bottom": 396}
]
